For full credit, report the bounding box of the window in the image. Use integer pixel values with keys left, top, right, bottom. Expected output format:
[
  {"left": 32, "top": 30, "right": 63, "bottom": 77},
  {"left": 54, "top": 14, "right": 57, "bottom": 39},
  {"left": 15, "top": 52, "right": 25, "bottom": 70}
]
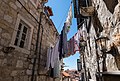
[
  {"left": 10, "top": 14, "right": 33, "bottom": 54},
  {"left": 14, "top": 20, "right": 28, "bottom": 48}
]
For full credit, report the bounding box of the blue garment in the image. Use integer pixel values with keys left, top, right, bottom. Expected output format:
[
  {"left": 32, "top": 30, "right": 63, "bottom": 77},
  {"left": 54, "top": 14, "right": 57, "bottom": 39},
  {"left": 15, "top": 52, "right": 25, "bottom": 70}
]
[
  {"left": 63, "top": 23, "right": 68, "bottom": 56},
  {"left": 59, "top": 23, "right": 68, "bottom": 59}
]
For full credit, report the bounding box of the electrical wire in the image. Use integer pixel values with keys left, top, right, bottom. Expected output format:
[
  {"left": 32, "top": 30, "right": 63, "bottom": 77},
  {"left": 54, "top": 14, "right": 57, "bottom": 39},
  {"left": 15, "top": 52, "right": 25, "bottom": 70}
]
[{"left": 57, "top": 1, "right": 72, "bottom": 31}]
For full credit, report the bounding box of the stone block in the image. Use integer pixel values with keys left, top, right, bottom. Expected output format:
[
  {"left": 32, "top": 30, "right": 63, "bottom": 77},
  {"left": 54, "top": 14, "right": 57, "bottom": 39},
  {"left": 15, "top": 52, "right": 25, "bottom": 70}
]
[
  {"left": 29, "top": 64, "right": 33, "bottom": 69},
  {"left": 26, "top": 69, "right": 32, "bottom": 75},
  {"left": 24, "top": 76, "right": 29, "bottom": 81},
  {"left": 0, "top": 39, "right": 5, "bottom": 46},
  {"left": 0, "top": 52, "right": 4, "bottom": 57},
  {"left": 19, "top": 76, "right": 25, "bottom": 81},
  {"left": 19, "top": 70, "right": 25, "bottom": 75},
  {"left": 4, "top": 15, "right": 13, "bottom": 23},
  {"left": 0, "top": 0, "right": 2, "bottom": 4},
  {"left": 13, "top": 77, "right": 19, "bottom": 81},
  {"left": 33, "top": 28, "right": 37, "bottom": 34},
  {"left": 0, "top": 10, "right": 4, "bottom": 19},
  {"left": 16, "top": 60, "right": 23, "bottom": 68},
  {"left": 9, "top": 2, "right": 17, "bottom": 10},
  {"left": 1, "top": 2, "right": 9, "bottom": 12},
  {"left": 11, "top": 71, "right": 18, "bottom": 76},
  {"left": 3, "top": 0, "right": 9, "bottom": 3},
  {"left": 15, "top": 1, "right": 22, "bottom": 8},
  {"left": 0, "top": 38, "right": 10, "bottom": 46},
  {"left": 1, "top": 58, "right": 7, "bottom": 66},
  {"left": 0, "top": 28, "right": 2, "bottom": 33},
  {"left": 1, "top": 33, "right": 11, "bottom": 40},
  {"left": 24, "top": 0, "right": 28, "bottom": 3},
  {"left": 23, "top": 62, "right": 29, "bottom": 69},
  {"left": 0, "top": 59, "right": 2, "bottom": 65},
  {"left": 32, "top": 39, "right": 36, "bottom": 45}
]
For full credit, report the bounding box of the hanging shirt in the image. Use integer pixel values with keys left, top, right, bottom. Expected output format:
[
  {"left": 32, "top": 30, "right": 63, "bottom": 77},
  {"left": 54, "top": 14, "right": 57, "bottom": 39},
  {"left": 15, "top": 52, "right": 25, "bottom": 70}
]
[
  {"left": 82, "top": 25, "right": 87, "bottom": 41},
  {"left": 63, "top": 23, "right": 68, "bottom": 56},
  {"left": 59, "top": 23, "right": 68, "bottom": 59},
  {"left": 74, "top": 31, "right": 80, "bottom": 54},
  {"left": 69, "top": 37, "right": 74, "bottom": 55},
  {"left": 54, "top": 60, "right": 60, "bottom": 78},
  {"left": 51, "top": 39, "right": 61, "bottom": 78},
  {"left": 59, "top": 33, "right": 63, "bottom": 60},
  {"left": 67, "top": 30, "right": 81, "bottom": 56},
  {"left": 46, "top": 47, "right": 53, "bottom": 70},
  {"left": 67, "top": 40, "right": 71, "bottom": 56},
  {"left": 51, "top": 39, "right": 60, "bottom": 68}
]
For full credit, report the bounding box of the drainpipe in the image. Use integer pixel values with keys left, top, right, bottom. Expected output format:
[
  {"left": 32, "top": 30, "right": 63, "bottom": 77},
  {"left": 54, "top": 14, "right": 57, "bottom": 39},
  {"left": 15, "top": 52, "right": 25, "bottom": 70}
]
[
  {"left": 31, "top": 12, "right": 43, "bottom": 81},
  {"left": 38, "top": 24, "right": 44, "bottom": 74},
  {"left": 17, "top": 0, "right": 44, "bottom": 81}
]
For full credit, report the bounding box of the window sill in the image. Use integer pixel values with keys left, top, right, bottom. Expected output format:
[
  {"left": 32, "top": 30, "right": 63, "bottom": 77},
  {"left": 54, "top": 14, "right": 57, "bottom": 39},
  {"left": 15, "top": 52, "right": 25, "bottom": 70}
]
[{"left": 9, "top": 44, "right": 30, "bottom": 54}]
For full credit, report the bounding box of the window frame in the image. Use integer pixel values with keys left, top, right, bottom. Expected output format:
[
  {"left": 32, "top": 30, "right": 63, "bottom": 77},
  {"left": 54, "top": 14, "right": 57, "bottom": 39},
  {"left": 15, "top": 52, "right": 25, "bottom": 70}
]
[
  {"left": 14, "top": 20, "right": 29, "bottom": 48},
  {"left": 10, "top": 14, "right": 34, "bottom": 54}
]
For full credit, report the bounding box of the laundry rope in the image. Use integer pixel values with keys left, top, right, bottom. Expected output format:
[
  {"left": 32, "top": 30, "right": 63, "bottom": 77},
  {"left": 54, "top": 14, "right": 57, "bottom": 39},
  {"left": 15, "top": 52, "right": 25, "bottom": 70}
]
[{"left": 57, "top": 1, "right": 72, "bottom": 32}]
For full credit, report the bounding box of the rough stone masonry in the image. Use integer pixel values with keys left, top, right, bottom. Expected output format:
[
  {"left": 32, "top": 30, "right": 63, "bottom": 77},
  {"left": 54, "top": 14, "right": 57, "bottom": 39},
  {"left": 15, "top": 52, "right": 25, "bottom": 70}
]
[{"left": 0, "top": 0, "right": 59, "bottom": 81}]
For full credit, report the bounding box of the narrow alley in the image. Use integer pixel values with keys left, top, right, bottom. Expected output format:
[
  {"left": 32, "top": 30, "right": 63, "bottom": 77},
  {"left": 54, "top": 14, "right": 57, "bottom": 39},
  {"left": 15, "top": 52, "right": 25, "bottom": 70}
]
[{"left": 0, "top": 0, "right": 120, "bottom": 81}]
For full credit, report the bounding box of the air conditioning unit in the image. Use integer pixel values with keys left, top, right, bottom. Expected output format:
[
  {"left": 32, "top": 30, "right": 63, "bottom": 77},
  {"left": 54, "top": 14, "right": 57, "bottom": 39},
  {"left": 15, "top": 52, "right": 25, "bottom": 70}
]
[{"left": 80, "top": 6, "right": 95, "bottom": 16}]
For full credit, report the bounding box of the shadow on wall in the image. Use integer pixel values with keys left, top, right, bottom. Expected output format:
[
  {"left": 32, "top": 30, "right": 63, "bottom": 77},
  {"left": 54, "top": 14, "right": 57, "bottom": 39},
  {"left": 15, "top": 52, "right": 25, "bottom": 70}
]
[
  {"left": 103, "top": 0, "right": 118, "bottom": 14},
  {"left": 113, "top": 45, "right": 120, "bottom": 70},
  {"left": 92, "top": 10, "right": 103, "bottom": 37},
  {"left": 115, "top": 54, "right": 120, "bottom": 70}
]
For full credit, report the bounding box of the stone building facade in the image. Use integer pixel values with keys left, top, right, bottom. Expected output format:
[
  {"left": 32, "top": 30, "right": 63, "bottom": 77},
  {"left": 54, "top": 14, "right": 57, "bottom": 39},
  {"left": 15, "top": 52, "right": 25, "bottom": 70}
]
[
  {"left": 0, "top": 0, "right": 59, "bottom": 81},
  {"left": 73, "top": 0, "right": 120, "bottom": 81}
]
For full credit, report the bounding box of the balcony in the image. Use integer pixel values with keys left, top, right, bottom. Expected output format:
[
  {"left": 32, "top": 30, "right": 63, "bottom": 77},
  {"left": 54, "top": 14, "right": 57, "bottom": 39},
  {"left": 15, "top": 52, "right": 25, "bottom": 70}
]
[
  {"left": 96, "top": 71, "right": 120, "bottom": 81},
  {"left": 80, "top": 6, "right": 94, "bottom": 17}
]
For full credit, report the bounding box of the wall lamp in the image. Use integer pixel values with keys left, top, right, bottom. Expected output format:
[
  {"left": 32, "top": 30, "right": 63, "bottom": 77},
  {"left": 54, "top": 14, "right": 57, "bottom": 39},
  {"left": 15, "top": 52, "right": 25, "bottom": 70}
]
[{"left": 95, "top": 36, "right": 119, "bottom": 56}]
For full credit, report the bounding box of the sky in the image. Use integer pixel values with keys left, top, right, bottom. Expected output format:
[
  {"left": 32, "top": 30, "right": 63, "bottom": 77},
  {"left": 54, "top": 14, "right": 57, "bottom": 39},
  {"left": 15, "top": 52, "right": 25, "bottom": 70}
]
[{"left": 46, "top": 0, "right": 80, "bottom": 70}]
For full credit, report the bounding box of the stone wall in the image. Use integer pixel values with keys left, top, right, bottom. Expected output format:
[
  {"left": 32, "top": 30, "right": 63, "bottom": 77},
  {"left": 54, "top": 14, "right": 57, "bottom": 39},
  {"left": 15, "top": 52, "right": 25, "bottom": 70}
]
[
  {"left": 81, "top": 0, "right": 120, "bottom": 80},
  {"left": 0, "top": 0, "right": 59, "bottom": 81}
]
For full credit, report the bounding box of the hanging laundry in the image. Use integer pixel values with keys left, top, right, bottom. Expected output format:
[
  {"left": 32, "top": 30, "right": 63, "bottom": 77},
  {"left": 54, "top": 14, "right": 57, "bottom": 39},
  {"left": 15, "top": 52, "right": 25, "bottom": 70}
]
[
  {"left": 49, "top": 67, "right": 54, "bottom": 78},
  {"left": 59, "top": 32, "right": 63, "bottom": 60},
  {"left": 65, "top": 2, "right": 73, "bottom": 32},
  {"left": 46, "top": 46, "right": 54, "bottom": 78},
  {"left": 51, "top": 47, "right": 55, "bottom": 68},
  {"left": 46, "top": 39, "right": 61, "bottom": 78},
  {"left": 82, "top": 24, "right": 88, "bottom": 41},
  {"left": 74, "top": 31, "right": 80, "bottom": 54},
  {"left": 66, "top": 30, "right": 81, "bottom": 57},
  {"left": 50, "top": 39, "right": 61, "bottom": 78},
  {"left": 65, "top": 37, "right": 74, "bottom": 57},
  {"left": 67, "top": 40, "right": 71, "bottom": 56},
  {"left": 54, "top": 60, "right": 60, "bottom": 78},
  {"left": 63, "top": 23, "right": 68, "bottom": 55},
  {"left": 46, "top": 46, "right": 53, "bottom": 70},
  {"left": 59, "top": 24, "right": 68, "bottom": 59},
  {"left": 51, "top": 39, "right": 60, "bottom": 68}
]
